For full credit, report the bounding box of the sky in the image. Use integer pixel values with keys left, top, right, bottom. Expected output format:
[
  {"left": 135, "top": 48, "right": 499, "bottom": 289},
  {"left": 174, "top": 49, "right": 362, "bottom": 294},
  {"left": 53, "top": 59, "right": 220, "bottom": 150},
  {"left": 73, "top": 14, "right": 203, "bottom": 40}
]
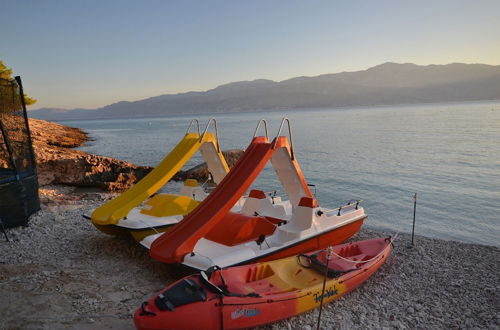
[{"left": 2, "top": 0, "right": 500, "bottom": 109}]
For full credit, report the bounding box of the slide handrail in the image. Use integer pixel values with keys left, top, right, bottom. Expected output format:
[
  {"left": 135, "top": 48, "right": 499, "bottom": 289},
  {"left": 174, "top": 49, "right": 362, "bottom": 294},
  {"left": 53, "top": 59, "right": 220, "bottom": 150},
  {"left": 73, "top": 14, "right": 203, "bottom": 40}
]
[
  {"left": 252, "top": 119, "right": 269, "bottom": 140},
  {"left": 200, "top": 118, "right": 221, "bottom": 153},
  {"left": 272, "top": 117, "right": 294, "bottom": 160},
  {"left": 185, "top": 119, "right": 201, "bottom": 136}
]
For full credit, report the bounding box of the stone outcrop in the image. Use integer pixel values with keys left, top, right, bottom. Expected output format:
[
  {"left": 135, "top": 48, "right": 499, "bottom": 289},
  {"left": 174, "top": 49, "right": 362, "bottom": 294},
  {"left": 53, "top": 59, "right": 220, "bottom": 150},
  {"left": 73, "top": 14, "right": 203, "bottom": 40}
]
[
  {"left": 29, "top": 119, "right": 153, "bottom": 191},
  {"left": 28, "top": 119, "right": 244, "bottom": 191}
]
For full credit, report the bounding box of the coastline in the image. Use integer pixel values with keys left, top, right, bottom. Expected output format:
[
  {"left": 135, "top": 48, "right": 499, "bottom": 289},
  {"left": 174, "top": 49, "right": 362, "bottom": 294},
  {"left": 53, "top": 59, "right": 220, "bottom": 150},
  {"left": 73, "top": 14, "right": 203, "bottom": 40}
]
[
  {"left": 47, "top": 99, "right": 500, "bottom": 123},
  {"left": 0, "top": 186, "right": 498, "bottom": 329},
  {"left": 29, "top": 118, "right": 153, "bottom": 192}
]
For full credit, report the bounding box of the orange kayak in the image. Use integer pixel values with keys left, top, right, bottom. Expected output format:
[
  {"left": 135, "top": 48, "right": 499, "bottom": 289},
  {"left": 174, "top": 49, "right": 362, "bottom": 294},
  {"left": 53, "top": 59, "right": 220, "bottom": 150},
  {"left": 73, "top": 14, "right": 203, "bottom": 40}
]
[{"left": 135, "top": 237, "right": 393, "bottom": 330}]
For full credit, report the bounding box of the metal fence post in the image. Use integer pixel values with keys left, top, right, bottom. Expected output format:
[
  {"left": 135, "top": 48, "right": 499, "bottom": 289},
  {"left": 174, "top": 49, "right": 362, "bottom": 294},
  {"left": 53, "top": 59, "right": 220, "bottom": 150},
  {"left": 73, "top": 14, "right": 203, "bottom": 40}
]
[{"left": 411, "top": 193, "right": 417, "bottom": 246}]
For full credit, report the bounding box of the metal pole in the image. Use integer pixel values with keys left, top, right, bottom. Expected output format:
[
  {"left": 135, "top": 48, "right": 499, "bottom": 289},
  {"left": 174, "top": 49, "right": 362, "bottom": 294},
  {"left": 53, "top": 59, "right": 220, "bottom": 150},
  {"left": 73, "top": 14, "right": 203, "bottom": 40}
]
[
  {"left": 14, "top": 76, "right": 37, "bottom": 169},
  {"left": 316, "top": 246, "right": 333, "bottom": 330},
  {"left": 411, "top": 193, "right": 417, "bottom": 246}
]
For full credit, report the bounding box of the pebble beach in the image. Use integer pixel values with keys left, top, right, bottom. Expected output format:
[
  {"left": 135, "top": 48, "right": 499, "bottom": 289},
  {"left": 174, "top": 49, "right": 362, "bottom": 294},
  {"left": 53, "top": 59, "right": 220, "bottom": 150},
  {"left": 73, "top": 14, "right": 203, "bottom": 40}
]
[{"left": 0, "top": 186, "right": 499, "bottom": 330}]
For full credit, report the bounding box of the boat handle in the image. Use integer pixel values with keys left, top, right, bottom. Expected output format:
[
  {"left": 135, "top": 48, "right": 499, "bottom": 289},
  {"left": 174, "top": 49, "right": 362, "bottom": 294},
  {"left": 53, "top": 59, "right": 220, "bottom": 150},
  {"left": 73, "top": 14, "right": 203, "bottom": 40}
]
[
  {"left": 307, "top": 183, "right": 317, "bottom": 198},
  {"left": 272, "top": 117, "right": 294, "bottom": 160},
  {"left": 252, "top": 119, "right": 269, "bottom": 140},
  {"left": 321, "top": 200, "right": 363, "bottom": 214},
  {"left": 200, "top": 118, "right": 221, "bottom": 153},
  {"left": 185, "top": 119, "right": 201, "bottom": 136}
]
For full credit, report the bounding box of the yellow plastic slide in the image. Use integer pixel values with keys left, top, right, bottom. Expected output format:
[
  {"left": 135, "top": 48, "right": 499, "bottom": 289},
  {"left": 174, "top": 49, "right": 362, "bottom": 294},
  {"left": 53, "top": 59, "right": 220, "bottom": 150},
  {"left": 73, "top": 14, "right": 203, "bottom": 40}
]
[{"left": 91, "top": 130, "right": 229, "bottom": 230}]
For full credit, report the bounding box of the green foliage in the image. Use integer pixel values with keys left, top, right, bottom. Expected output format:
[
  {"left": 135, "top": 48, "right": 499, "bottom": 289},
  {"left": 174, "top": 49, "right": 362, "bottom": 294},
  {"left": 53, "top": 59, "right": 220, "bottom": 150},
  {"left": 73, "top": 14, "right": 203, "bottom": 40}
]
[{"left": 0, "top": 60, "right": 37, "bottom": 106}]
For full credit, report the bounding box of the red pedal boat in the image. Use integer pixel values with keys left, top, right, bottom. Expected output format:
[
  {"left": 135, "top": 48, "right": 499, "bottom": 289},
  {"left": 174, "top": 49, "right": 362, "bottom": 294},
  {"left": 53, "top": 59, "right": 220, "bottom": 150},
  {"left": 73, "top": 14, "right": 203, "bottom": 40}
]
[
  {"left": 135, "top": 237, "right": 393, "bottom": 330},
  {"left": 151, "top": 119, "right": 366, "bottom": 269}
]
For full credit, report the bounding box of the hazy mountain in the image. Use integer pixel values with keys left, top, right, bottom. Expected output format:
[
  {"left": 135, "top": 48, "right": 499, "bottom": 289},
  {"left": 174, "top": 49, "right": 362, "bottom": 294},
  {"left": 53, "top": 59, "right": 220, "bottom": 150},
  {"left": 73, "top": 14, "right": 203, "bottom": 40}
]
[{"left": 30, "top": 63, "right": 500, "bottom": 120}]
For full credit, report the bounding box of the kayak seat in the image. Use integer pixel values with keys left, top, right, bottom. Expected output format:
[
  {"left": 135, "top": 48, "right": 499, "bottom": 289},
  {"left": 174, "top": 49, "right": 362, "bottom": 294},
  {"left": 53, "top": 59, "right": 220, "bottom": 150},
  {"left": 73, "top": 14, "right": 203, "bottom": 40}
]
[
  {"left": 274, "top": 262, "right": 323, "bottom": 289},
  {"left": 236, "top": 275, "right": 296, "bottom": 295},
  {"left": 232, "top": 262, "right": 322, "bottom": 294},
  {"left": 205, "top": 212, "right": 277, "bottom": 246},
  {"left": 338, "top": 244, "right": 363, "bottom": 257},
  {"left": 246, "top": 274, "right": 297, "bottom": 294},
  {"left": 154, "top": 278, "right": 207, "bottom": 311},
  {"left": 327, "top": 255, "right": 367, "bottom": 271},
  {"left": 226, "top": 264, "right": 295, "bottom": 295},
  {"left": 308, "top": 248, "right": 367, "bottom": 277},
  {"left": 243, "top": 267, "right": 322, "bottom": 293}
]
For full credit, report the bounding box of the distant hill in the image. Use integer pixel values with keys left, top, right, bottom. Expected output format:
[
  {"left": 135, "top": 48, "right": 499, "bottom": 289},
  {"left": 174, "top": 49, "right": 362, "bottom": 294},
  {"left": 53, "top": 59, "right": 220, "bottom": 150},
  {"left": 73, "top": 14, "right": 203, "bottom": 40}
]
[{"left": 30, "top": 62, "right": 500, "bottom": 120}]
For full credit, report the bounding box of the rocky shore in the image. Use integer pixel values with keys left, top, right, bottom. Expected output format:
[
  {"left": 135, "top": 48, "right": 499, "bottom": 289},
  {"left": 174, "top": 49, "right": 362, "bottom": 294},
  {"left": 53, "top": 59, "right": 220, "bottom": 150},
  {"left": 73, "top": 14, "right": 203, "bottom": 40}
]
[
  {"left": 29, "top": 119, "right": 243, "bottom": 191},
  {"left": 30, "top": 119, "right": 153, "bottom": 191},
  {"left": 0, "top": 187, "right": 498, "bottom": 329}
]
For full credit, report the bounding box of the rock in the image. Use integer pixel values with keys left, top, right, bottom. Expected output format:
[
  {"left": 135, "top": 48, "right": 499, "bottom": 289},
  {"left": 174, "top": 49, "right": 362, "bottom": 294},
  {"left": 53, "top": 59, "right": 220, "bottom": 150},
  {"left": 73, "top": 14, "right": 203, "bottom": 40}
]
[
  {"left": 221, "top": 149, "right": 245, "bottom": 167},
  {"left": 29, "top": 118, "right": 153, "bottom": 192},
  {"left": 36, "top": 153, "right": 153, "bottom": 192},
  {"left": 29, "top": 118, "right": 88, "bottom": 148},
  {"left": 172, "top": 149, "right": 244, "bottom": 182}
]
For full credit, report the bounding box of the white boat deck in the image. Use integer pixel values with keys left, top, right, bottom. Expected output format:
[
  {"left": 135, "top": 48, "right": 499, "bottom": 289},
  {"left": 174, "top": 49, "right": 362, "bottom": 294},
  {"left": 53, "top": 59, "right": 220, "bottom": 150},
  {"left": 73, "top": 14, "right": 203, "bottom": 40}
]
[
  {"left": 114, "top": 208, "right": 183, "bottom": 230},
  {"left": 182, "top": 204, "right": 366, "bottom": 270}
]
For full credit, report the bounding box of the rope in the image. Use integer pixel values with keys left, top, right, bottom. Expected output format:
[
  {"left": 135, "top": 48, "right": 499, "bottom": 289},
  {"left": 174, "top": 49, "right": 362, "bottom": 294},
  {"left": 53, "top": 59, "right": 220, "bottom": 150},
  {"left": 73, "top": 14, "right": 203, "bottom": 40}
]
[
  {"left": 316, "top": 245, "right": 332, "bottom": 330},
  {"left": 329, "top": 234, "right": 398, "bottom": 264}
]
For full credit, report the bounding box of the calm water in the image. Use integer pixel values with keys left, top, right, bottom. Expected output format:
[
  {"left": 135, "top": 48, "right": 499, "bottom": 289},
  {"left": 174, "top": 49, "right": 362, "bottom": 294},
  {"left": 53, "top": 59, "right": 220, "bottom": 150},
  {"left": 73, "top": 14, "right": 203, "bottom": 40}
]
[{"left": 60, "top": 102, "right": 500, "bottom": 246}]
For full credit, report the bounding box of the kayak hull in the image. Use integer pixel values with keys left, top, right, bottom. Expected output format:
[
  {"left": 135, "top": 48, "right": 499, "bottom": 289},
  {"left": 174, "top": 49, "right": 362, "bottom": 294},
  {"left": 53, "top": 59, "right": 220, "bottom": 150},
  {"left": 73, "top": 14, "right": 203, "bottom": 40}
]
[{"left": 135, "top": 237, "right": 392, "bottom": 330}]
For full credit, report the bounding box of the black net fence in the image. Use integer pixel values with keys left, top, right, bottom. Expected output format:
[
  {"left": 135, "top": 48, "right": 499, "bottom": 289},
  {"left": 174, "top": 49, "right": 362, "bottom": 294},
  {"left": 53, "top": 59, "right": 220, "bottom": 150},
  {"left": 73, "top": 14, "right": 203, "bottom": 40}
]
[{"left": 0, "top": 77, "right": 40, "bottom": 228}]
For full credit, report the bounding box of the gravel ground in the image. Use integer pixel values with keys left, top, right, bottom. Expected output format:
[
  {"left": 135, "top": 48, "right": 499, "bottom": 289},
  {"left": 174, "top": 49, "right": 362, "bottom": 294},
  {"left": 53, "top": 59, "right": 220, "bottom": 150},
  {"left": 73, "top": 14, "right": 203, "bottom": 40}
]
[{"left": 1, "top": 186, "right": 499, "bottom": 329}]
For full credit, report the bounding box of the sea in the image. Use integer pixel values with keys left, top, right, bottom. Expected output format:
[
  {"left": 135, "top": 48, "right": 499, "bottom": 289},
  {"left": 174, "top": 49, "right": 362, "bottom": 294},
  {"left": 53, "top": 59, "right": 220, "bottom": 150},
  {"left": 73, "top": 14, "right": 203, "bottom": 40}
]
[{"left": 60, "top": 101, "right": 500, "bottom": 247}]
